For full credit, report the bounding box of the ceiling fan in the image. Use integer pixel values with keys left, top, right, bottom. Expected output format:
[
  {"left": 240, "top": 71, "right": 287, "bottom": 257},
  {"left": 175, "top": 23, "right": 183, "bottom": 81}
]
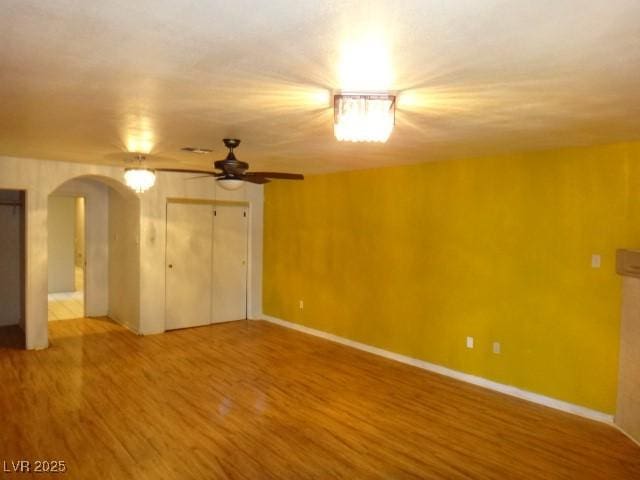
[{"left": 156, "top": 138, "right": 304, "bottom": 190}]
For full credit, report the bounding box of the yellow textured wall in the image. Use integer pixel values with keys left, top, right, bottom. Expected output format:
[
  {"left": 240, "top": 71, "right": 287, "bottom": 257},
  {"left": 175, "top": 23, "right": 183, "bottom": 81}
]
[{"left": 263, "top": 141, "right": 640, "bottom": 413}]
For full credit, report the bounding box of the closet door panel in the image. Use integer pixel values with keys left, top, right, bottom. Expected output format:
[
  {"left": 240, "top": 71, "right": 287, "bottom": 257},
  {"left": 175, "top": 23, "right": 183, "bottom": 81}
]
[
  {"left": 166, "top": 202, "right": 213, "bottom": 330},
  {"left": 212, "top": 206, "right": 248, "bottom": 323}
]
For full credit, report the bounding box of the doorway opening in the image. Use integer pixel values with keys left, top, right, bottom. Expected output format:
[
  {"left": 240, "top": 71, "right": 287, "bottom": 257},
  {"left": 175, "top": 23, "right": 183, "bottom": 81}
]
[
  {"left": 45, "top": 175, "right": 141, "bottom": 346},
  {"left": 47, "top": 195, "right": 85, "bottom": 320},
  {"left": 0, "top": 189, "right": 26, "bottom": 349}
]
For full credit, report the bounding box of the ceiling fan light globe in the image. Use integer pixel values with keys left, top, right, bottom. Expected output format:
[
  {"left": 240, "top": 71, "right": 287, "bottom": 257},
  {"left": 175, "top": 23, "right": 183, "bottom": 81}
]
[{"left": 217, "top": 178, "right": 244, "bottom": 191}]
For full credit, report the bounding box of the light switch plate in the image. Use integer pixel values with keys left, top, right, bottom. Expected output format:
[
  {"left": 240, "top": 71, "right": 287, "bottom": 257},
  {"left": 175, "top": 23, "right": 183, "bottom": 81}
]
[{"left": 591, "top": 254, "right": 601, "bottom": 268}]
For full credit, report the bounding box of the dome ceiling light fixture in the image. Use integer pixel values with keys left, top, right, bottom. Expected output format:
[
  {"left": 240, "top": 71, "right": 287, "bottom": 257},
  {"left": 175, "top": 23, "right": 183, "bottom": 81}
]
[
  {"left": 334, "top": 93, "right": 396, "bottom": 143},
  {"left": 216, "top": 177, "right": 245, "bottom": 191},
  {"left": 124, "top": 154, "right": 156, "bottom": 193}
]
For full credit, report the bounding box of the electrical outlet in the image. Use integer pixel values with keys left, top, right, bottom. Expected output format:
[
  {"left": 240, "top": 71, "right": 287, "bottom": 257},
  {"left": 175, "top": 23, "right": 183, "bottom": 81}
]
[
  {"left": 299, "top": 300, "right": 304, "bottom": 310},
  {"left": 492, "top": 342, "right": 501, "bottom": 354},
  {"left": 591, "top": 254, "right": 601, "bottom": 268},
  {"left": 466, "top": 336, "right": 474, "bottom": 349}
]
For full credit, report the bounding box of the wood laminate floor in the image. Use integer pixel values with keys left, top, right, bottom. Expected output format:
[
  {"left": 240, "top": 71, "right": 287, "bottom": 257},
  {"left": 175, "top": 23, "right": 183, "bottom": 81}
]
[
  {"left": 47, "top": 267, "right": 84, "bottom": 321},
  {"left": 47, "top": 291, "right": 84, "bottom": 321},
  {"left": 1, "top": 318, "right": 638, "bottom": 479},
  {"left": 0, "top": 325, "right": 24, "bottom": 349}
]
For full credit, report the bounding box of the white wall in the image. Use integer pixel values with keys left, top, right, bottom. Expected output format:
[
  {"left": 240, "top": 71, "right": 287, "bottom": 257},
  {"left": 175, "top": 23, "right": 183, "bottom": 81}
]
[
  {"left": 0, "top": 155, "right": 263, "bottom": 349},
  {"left": 0, "top": 190, "right": 23, "bottom": 327},
  {"left": 53, "top": 178, "right": 110, "bottom": 317},
  {"left": 108, "top": 188, "right": 140, "bottom": 331},
  {"left": 47, "top": 196, "right": 76, "bottom": 293}
]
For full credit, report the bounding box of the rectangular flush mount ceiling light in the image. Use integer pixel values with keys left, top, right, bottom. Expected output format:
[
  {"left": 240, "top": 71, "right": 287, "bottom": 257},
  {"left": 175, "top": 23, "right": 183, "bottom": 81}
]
[{"left": 334, "top": 93, "right": 396, "bottom": 143}]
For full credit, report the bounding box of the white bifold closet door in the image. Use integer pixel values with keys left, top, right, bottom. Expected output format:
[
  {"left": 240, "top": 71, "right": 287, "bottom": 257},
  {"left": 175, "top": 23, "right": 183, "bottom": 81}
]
[{"left": 165, "top": 202, "right": 248, "bottom": 331}]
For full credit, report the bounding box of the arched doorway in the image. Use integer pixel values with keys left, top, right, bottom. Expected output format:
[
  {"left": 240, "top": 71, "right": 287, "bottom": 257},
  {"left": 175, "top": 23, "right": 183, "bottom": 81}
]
[{"left": 46, "top": 175, "right": 140, "bottom": 339}]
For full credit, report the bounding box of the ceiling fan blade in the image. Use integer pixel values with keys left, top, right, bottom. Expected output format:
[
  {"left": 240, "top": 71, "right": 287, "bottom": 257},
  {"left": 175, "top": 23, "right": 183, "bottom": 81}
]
[
  {"left": 240, "top": 176, "right": 271, "bottom": 185},
  {"left": 187, "top": 174, "right": 216, "bottom": 180},
  {"left": 156, "top": 168, "right": 216, "bottom": 175},
  {"left": 244, "top": 172, "right": 304, "bottom": 180}
]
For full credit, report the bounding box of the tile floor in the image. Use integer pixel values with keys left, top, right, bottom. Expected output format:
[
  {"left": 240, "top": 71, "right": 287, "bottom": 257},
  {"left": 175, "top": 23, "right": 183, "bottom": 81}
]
[{"left": 48, "top": 266, "right": 84, "bottom": 321}]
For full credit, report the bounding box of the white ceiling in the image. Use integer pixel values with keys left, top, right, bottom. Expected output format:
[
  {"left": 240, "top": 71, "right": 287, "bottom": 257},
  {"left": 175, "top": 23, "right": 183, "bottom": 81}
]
[{"left": 1, "top": 0, "right": 639, "bottom": 174}]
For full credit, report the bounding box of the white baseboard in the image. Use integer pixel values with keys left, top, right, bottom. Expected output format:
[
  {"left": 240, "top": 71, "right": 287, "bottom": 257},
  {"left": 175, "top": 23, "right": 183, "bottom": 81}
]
[
  {"left": 613, "top": 423, "right": 640, "bottom": 448},
  {"left": 107, "top": 315, "right": 140, "bottom": 335},
  {"left": 262, "top": 315, "right": 613, "bottom": 424}
]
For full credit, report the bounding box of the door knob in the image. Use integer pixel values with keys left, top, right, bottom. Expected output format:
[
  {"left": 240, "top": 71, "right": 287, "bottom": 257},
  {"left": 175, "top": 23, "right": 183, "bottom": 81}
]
[{"left": 168, "top": 264, "right": 173, "bottom": 269}]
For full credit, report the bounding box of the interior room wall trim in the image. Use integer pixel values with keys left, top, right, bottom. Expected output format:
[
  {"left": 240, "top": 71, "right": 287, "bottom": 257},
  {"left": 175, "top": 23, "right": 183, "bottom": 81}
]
[{"left": 262, "top": 314, "right": 614, "bottom": 424}]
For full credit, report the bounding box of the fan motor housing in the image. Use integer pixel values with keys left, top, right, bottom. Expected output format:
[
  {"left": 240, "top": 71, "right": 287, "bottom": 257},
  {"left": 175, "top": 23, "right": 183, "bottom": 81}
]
[{"left": 214, "top": 158, "right": 249, "bottom": 175}]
